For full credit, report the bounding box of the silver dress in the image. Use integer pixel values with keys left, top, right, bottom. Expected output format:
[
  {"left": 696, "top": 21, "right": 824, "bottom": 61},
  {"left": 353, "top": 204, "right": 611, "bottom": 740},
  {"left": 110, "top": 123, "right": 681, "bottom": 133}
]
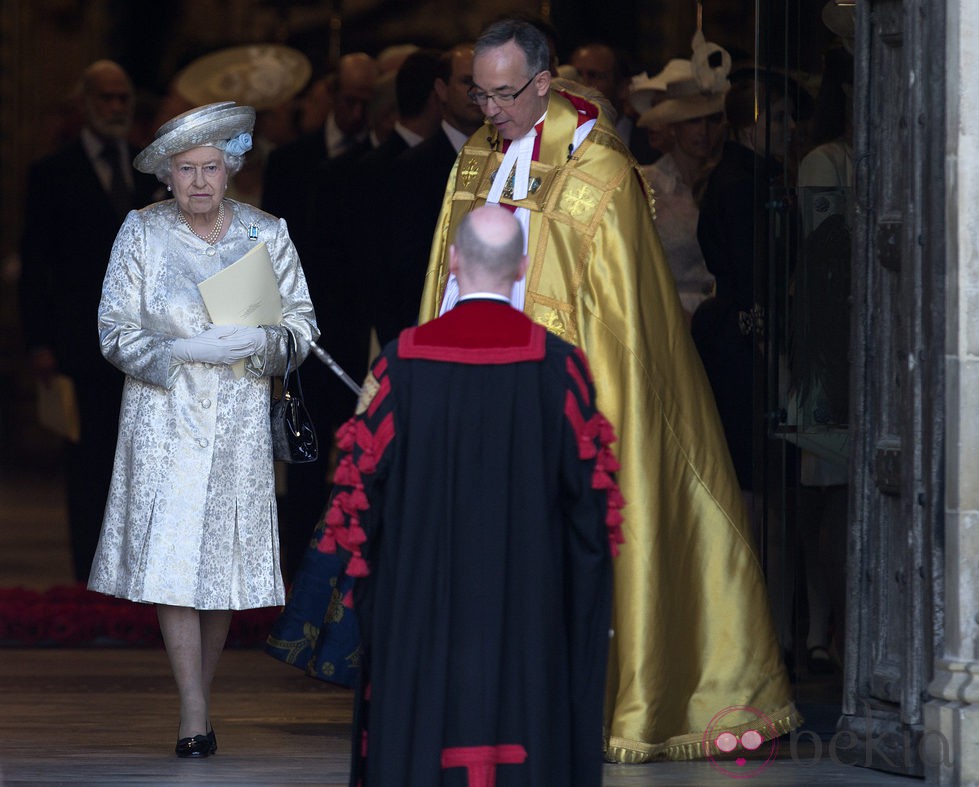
[{"left": 88, "top": 199, "right": 319, "bottom": 610}]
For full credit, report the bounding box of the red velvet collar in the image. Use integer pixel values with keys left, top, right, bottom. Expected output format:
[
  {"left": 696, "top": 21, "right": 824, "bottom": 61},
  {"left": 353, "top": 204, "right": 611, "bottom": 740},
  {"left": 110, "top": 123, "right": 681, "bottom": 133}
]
[{"left": 398, "top": 299, "right": 546, "bottom": 364}]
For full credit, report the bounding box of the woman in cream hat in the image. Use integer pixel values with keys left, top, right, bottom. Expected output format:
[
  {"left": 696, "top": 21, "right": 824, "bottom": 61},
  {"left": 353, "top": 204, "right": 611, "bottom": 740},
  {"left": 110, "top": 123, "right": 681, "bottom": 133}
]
[
  {"left": 88, "top": 101, "right": 318, "bottom": 757},
  {"left": 638, "top": 60, "right": 728, "bottom": 318}
]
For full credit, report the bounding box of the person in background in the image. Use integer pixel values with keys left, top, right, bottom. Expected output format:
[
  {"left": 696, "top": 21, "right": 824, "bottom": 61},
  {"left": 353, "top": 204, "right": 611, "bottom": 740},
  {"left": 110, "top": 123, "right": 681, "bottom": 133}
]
[
  {"left": 262, "top": 52, "right": 377, "bottom": 255},
  {"left": 265, "top": 42, "right": 487, "bottom": 679},
  {"left": 694, "top": 75, "right": 798, "bottom": 656},
  {"left": 88, "top": 101, "right": 318, "bottom": 758},
  {"left": 19, "top": 59, "right": 161, "bottom": 582},
  {"left": 273, "top": 49, "right": 444, "bottom": 586},
  {"left": 420, "top": 17, "right": 800, "bottom": 762},
  {"left": 313, "top": 204, "right": 621, "bottom": 785},
  {"left": 791, "top": 28, "right": 855, "bottom": 675},
  {"left": 373, "top": 42, "right": 486, "bottom": 345},
  {"left": 637, "top": 43, "right": 730, "bottom": 320},
  {"left": 695, "top": 75, "right": 796, "bottom": 502}
]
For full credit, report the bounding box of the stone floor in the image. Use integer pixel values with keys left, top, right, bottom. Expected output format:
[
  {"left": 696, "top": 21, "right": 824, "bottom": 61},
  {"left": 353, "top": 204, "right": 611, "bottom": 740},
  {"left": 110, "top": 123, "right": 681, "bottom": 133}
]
[{"left": 0, "top": 466, "right": 919, "bottom": 785}]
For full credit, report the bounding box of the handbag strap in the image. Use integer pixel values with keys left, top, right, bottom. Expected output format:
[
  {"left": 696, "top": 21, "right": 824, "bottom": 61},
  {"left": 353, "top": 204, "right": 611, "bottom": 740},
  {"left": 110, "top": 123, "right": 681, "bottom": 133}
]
[{"left": 281, "top": 329, "right": 305, "bottom": 400}]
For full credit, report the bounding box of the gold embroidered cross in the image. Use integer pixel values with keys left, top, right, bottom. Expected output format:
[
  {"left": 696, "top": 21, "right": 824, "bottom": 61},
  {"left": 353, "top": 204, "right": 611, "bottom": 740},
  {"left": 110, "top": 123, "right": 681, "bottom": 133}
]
[
  {"left": 561, "top": 184, "right": 597, "bottom": 219},
  {"left": 460, "top": 159, "right": 481, "bottom": 188}
]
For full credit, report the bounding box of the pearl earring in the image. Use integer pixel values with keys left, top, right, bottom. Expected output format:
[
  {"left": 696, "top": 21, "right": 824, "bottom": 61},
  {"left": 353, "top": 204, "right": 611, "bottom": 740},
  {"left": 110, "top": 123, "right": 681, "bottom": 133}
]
[{"left": 167, "top": 185, "right": 172, "bottom": 192}]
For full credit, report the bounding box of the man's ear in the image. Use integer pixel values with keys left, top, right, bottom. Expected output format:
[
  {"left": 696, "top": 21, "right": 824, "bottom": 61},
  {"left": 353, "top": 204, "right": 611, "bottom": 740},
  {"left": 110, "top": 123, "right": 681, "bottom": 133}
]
[
  {"left": 515, "top": 254, "right": 530, "bottom": 282},
  {"left": 535, "top": 70, "right": 552, "bottom": 97},
  {"left": 434, "top": 77, "right": 449, "bottom": 104},
  {"left": 448, "top": 244, "right": 460, "bottom": 276}
]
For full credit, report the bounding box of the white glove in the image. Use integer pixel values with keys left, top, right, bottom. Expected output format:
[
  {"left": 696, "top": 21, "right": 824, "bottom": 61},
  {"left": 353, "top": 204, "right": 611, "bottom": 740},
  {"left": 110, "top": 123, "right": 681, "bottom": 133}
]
[{"left": 171, "top": 325, "right": 267, "bottom": 365}]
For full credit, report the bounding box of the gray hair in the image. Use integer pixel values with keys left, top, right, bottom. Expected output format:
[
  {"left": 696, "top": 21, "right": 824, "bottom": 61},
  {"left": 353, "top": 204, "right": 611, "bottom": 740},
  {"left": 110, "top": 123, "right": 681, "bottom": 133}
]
[
  {"left": 155, "top": 149, "right": 244, "bottom": 185},
  {"left": 475, "top": 19, "right": 550, "bottom": 78},
  {"left": 454, "top": 209, "right": 524, "bottom": 278}
]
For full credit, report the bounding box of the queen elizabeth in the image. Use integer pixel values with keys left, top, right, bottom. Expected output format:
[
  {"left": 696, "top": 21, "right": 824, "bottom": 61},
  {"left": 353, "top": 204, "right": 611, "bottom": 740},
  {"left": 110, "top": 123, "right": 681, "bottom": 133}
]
[{"left": 87, "top": 101, "right": 318, "bottom": 758}]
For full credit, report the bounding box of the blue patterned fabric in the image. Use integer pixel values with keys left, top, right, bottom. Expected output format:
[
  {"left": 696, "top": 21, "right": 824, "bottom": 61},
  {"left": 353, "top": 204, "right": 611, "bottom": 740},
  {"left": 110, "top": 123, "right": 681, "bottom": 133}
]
[{"left": 265, "top": 529, "right": 361, "bottom": 687}]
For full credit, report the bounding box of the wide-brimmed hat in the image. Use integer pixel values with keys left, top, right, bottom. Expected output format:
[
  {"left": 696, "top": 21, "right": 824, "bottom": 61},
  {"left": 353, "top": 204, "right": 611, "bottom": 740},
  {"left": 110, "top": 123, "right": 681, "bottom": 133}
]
[
  {"left": 637, "top": 90, "right": 727, "bottom": 129},
  {"left": 174, "top": 44, "right": 311, "bottom": 110},
  {"left": 636, "top": 31, "right": 731, "bottom": 129},
  {"left": 134, "top": 101, "right": 256, "bottom": 173},
  {"left": 628, "top": 59, "right": 691, "bottom": 115}
]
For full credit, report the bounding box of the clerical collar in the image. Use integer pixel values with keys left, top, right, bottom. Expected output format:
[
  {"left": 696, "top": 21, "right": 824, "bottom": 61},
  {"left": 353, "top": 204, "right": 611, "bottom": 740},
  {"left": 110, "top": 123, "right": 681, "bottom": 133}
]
[
  {"left": 487, "top": 111, "right": 547, "bottom": 206},
  {"left": 459, "top": 293, "right": 510, "bottom": 304}
]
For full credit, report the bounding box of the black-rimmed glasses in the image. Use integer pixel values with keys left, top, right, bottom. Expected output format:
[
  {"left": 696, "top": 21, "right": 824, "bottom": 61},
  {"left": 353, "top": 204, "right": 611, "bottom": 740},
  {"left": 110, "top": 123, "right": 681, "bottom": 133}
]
[{"left": 467, "top": 73, "right": 541, "bottom": 107}]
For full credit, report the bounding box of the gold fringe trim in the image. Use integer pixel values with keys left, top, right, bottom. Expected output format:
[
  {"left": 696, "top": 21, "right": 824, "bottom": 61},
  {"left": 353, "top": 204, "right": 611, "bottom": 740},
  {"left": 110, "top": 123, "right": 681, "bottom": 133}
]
[{"left": 604, "top": 703, "right": 804, "bottom": 763}]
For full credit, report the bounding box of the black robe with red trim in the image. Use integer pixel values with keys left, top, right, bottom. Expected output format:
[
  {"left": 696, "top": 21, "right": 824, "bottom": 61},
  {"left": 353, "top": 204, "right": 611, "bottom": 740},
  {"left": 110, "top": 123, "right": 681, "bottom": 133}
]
[{"left": 319, "top": 298, "right": 623, "bottom": 787}]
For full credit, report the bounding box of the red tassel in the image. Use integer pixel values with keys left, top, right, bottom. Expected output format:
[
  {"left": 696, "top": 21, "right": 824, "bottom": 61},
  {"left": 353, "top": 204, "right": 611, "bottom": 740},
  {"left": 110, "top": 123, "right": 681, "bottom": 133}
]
[
  {"left": 325, "top": 503, "right": 345, "bottom": 526},
  {"left": 358, "top": 450, "right": 378, "bottom": 474},
  {"left": 598, "top": 415, "right": 617, "bottom": 444},
  {"left": 333, "top": 455, "right": 362, "bottom": 486},
  {"left": 335, "top": 418, "right": 357, "bottom": 451},
  {"left": 347, "top": 555, "right": 369, "bottom": 577},
  {"left": 316, "top": 529, "right": 337, "bottom": 553},
  {"left": 598, "top": 446, "right": 620, "bottom": 472},
  {"left": 342, "top": 589, "right": 354, "bottom": 609},
  {"left": 347, "top": 524, "right": 367, "bottom": 546},
  {"left": 592, "top": 468, "right": 615, "bottom": 490},
  {"left": 607, "top": 487, "right": 626, "bottom": 509},
  {"left": 349, "top": 488, "right": 369, "bottom": 510}
]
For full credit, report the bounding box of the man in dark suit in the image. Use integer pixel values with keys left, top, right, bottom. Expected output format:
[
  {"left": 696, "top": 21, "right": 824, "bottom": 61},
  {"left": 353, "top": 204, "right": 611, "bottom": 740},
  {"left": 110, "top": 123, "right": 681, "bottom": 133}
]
[
  {"left": 262, "top": 52, "right": 376, "bottom": 258},
  {"left": 19, "top": 60, "right": 161, "bottom": 582},
  {"left": 275, "top": 50, "right": 443, "bottom": 585},
  {"left": 374, "top": 43, "right": 486, "bottom": 344}
]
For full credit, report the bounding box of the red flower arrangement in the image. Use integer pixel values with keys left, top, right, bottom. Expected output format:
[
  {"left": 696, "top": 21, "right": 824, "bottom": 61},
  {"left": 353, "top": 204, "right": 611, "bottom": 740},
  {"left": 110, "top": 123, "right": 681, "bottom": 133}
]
[{"left": 0, "top": 585, "right": 280, "bottom": 647}]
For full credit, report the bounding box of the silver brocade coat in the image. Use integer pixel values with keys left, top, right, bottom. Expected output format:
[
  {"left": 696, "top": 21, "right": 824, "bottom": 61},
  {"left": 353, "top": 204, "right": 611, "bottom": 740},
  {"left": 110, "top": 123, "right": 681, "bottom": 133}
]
[{"left": 88, "top": 199, "right": 319, "bottom": 610}]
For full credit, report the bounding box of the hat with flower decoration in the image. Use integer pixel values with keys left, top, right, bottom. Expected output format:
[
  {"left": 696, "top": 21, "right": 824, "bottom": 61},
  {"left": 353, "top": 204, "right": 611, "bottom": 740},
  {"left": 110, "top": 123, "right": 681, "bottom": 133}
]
[{"left": 133, "top": 101, "right": 255, "bottom": 173}]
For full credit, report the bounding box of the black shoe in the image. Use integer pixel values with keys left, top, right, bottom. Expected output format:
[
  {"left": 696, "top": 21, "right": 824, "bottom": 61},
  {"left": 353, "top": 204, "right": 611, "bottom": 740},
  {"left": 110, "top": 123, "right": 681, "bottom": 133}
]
[
  {"left": 807, "top": 646, "right": 836, "bottom": 675},
  {"left": 175, "top": 734, "right": 211, "bottom": 758},
  {"left": 206, "top": 723, "right": 217, "bottom": 755}
]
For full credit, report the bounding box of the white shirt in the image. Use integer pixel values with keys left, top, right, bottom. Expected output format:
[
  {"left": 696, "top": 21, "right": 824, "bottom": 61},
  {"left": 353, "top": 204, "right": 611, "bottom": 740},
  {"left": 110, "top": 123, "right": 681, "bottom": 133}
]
[
  {"left": 393, "top": 121, "right": 424, "bottom": 149},
  {"left": 80, "top": 127, "right": 132, "bottom": 192},
  {"left": 459, "top": 293, "right": 510, "bottom": 304},
  {"left": 442, "top": 120, "right": 471, "bottom": 154},
  {"left": 324, "top": 113, "right": 366, "bottom": 158}
]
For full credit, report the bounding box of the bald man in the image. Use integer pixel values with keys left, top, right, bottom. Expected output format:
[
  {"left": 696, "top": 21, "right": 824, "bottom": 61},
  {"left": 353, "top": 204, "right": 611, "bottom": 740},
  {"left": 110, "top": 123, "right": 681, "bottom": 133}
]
[
  {"left": 20, "top": 59, "right": 161, "bottom": 581},
  {"left": 272, "top": 205, "right": 621, "bottom": 786}
]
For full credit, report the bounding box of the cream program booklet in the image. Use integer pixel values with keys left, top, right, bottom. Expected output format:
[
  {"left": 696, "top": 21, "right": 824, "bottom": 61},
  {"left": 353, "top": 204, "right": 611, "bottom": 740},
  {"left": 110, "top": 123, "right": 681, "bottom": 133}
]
[{"left": 197, "top": 241, "right": 282, "bottom": 377}]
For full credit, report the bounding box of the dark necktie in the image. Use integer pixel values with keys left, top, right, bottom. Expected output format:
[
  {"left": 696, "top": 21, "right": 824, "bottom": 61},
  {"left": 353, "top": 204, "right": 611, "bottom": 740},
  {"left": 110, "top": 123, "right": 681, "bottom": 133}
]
[{"left": 101, "top": 144, "right": 131, "bottom": 220}]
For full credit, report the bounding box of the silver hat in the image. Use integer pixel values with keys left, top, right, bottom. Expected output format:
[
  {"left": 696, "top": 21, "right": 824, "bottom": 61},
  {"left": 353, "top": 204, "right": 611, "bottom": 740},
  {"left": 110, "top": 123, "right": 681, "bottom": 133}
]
[{"left": 133, "top": 101, "right": 256, "bottom": 173}]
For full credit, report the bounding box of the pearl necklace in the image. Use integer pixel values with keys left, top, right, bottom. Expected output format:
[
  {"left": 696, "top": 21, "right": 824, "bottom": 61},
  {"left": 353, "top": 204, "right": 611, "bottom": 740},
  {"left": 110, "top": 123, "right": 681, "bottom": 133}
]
[{"left": 179, "top": 200, "right": 225, "bottom": 245}]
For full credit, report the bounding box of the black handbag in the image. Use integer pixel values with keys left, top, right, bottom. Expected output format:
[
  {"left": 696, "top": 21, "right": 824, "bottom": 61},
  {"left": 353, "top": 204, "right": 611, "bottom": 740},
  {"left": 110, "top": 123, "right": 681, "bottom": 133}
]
[{"left": 270, "top": 330, "right": 318, "bottom": 463}]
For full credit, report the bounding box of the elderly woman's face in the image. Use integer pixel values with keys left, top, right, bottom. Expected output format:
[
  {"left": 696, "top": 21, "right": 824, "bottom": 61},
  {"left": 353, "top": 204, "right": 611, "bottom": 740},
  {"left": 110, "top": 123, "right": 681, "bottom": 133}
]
[
  {"left": 170, "top": 146, "right": 228, "bottom": 216},
  {"left": 672, "top": 112, "right": 726, "bottom": 160}
]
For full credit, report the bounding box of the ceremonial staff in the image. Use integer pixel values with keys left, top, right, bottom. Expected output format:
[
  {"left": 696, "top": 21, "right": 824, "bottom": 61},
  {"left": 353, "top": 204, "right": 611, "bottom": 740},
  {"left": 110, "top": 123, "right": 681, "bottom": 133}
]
[{"left": 309, "top": 343, "right": 362, "bottom": 395}]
